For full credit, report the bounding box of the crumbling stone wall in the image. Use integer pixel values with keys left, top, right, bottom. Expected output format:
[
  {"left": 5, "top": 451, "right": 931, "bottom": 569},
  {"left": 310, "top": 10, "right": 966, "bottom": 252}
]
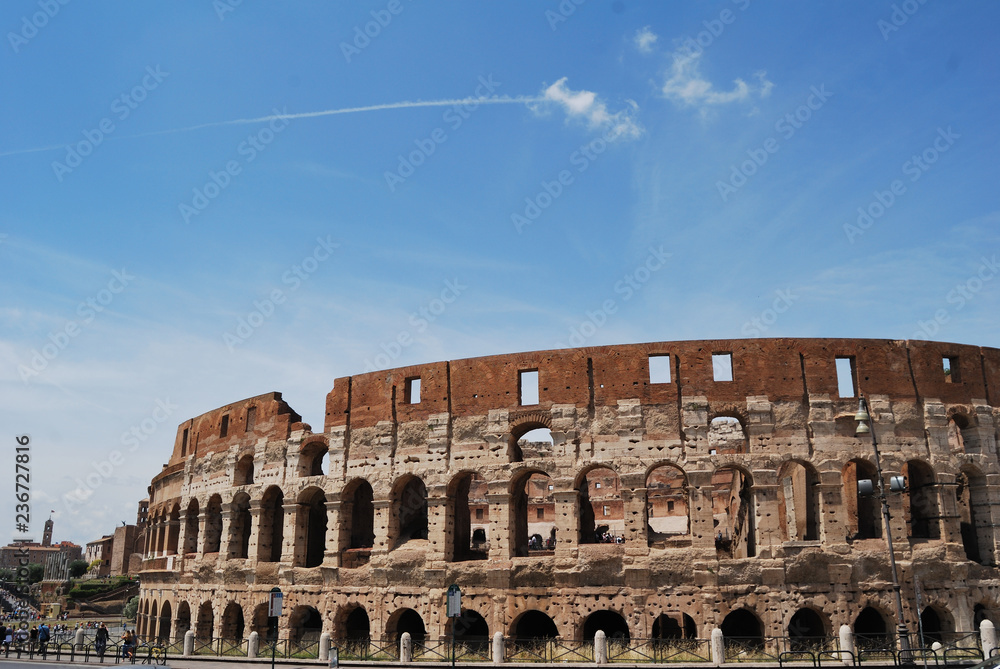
[{"left": 138, "top": 339, "right": 1000, "bottom": 644}]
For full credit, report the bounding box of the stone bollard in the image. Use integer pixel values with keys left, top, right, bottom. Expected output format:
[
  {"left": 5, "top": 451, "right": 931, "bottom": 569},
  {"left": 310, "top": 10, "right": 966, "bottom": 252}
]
[
  {"left": 320, "top": 633, "right": 331, "bottom": 661},
  {"left": 74, "top": 627, "right": 85, "bottom": 651},
  {"left": 400, "top": 632, "right": 412, "bottom": 663},
  {"left": 982, "top": 620, "right": 997, "bottom": 659},
  {"left": 594, "top": 630, "right": 608, "bottom": 664},
  {"left": 932, "top": 641, "right": 943, "bottom": 656},
  {"left": 183, "top": 630, "right": 194, "bottom": 657},
  {"left": 248, "top": 631, "right": 259, "bottom": 659},
  {"left": 710, "top": 628, "right": 725, "bottom": 666},
  {"left": 492, "top": 631, "right": 504, "bottom": 664},
  {"left": 838, "top": 624, "right": 854, "bottom": 665}
]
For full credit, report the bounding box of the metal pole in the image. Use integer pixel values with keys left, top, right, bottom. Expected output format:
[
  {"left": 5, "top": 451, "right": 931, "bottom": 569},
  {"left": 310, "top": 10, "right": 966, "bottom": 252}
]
[
  {"left": 451, "top": 619, "right": 456, "bottom": 669},
  {"left": 862, "top": 396, "right": 913, "bottom": 664},
  {"left": 271, "top": 618, "right": 276, "bottom": 669}
]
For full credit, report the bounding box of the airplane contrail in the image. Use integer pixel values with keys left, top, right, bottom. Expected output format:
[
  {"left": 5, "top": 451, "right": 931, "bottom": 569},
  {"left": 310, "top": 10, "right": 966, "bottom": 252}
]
[{"left": 0, "top": 95, "right": 544, "bottom": 158}]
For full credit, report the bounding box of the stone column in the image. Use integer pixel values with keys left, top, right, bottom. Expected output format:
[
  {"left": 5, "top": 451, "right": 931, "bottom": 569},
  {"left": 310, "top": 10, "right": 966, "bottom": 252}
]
[
  {"left": 752, "top": 481, "right": 780, "bottom": 558},
  {"left": 621, "top": 485, "right": 649, "bottom": 555},
  {"left": 373, "top": 499, "right": 392, "bottom": 555},
  {"left": 177, "top": 508, "right": 189, "bottom": 557},
  {"left": 196, "top": 509, "right": 208, "bottom": 556},
  {"left": 553, "top": 489, "right": 579, "bottom": 559},
  {"left": 487, "top": 492, "right": 511, "bottom": 559},
  {"left": 687, "top": 470, "right": 715, "bottom": 549},
  {"left": 247, "top": 500, "right": 263, "bottom": 562},
  {"left": 817, "top": 474, "right": 848, "bottom": 552},
  {"left": 710, "top": 628, "right": 724, "bottom": 666},
  {"left": 218, "top": 504, "right": 234, "bottom": 563},
  {"left": 280, "top": 502, "right": 298, "bottom": 564},
  {"left": 594, "top": 630, "right": 608, "bottom": 664},
  {"left": 427, "top": 491, "right": 448, "bottom": 562},
  {"left": 936, "top": 472, "right": 962, "bottom": 546},
  {"left": 492, "top": 631, "right": 504, "bottom": 664},
  {"left": 324, "top": 500, "right": 343, "bottom": 566},
  {"left": 838, "top": 624, "right": 854, "bottom": 665}
]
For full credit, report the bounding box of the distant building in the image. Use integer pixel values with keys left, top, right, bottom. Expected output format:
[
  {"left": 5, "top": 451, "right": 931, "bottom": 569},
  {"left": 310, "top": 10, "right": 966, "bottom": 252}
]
[{"left": 0, "top": 518, "right": 82, "bottom": 572}]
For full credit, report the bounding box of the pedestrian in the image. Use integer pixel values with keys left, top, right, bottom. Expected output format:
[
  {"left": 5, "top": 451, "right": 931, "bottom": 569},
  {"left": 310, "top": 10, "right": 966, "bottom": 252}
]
[
  {"left": 37, "top": 621, "right": 49, "bottom": 654},
  {"left": 95, "top": 622, "right": 109, "bottom": 660}
]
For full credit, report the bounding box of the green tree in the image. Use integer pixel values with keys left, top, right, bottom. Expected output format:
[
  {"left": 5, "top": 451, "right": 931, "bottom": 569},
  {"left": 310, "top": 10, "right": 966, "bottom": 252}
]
[
  {"left": 0, "top": 568, "right": 13, "bottom": 581},
  {"left": 27, "top": 563, "right": 44, "bottom": 583},
  {"left": 68, "top": 559, "right": 90, "bottom": 578},
  {"left": 123, "top": 595, "right": 139, "bottom": 621}
]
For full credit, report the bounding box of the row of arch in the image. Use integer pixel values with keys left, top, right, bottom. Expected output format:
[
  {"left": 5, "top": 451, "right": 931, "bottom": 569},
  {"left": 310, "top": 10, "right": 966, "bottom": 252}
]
[
  {"left": 145, "top": 458, "right": 995, "bottom": 566},
  {"left": 134, "top": 597, "right": 979, "bottom": 647}
]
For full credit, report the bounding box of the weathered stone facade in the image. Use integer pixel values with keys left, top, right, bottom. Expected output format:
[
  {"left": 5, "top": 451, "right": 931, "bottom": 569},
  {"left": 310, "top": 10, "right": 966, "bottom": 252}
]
[{"left": 137, "top": 338, "right": 1000, "bottom": 647}]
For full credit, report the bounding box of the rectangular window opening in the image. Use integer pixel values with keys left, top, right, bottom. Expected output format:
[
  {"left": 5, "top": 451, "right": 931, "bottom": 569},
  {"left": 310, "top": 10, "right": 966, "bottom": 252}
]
[
  {"left": 536, "top": 507, "right": 544, "bottom": 520},
  {"left": 181, "top": 428, "right": 188, "bottom": 456},
  {"left": 943, "top": 356, "right": 961, "bottom": 383},
  {"left": 519, "top": 369, "right": 539, "bottom": 406},
  {"left": 712, "top": 353, "right": 733, "bottom": 382},
  {"left": 220, "top": 414, "right": 229, "bottom": 438},
  {"left": 475, "top": 508, "right": 484, "bottom": 520},
  {"left": 603, "top": 505, "right": 610, "bottom": 516},
  {"left": 667, "top": 501, "right": 675, "bottom": 512},
  {"left": 649, "top": 354, "right": 671, "bottom": 384},
  {"left": 245, "top": 406, "right": 256, "bottom": 432},
  {"left": 835, "top": 356, "right": 857, "bottom": 398},
  {"left": 595, "top": 482, "right": 602, "bottom": 489},
  {"left": 405, "top": 377, "right": 421, "bottom": 404}
]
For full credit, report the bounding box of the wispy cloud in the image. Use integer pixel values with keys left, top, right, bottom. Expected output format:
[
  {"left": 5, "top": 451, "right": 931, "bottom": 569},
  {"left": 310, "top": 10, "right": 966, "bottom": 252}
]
[
  {"left": 533, "top": 78, "right": 643, "bottom": 139},
  {"left": 660, "top": 51, "right": 773, "bottom": 108},
  {"left": 634, "top": 26, "right": 659, "bottom": 54}
]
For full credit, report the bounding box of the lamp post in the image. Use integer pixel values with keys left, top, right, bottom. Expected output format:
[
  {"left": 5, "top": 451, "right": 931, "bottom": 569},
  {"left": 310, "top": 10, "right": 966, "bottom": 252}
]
[{"left": 855, "top": 396, "right": 912, "bottom": 663}]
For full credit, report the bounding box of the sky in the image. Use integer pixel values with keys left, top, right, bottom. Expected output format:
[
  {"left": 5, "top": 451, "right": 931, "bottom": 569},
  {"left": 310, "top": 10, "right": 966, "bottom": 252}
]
[{"left": 1, "top": 2, "right": 998, "bottom": 548}]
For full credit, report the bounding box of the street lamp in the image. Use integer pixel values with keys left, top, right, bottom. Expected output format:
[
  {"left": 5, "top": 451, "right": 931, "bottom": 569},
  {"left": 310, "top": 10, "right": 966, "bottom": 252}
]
[{"left": 855, "top": 396, "right": 912, "bottom": 663}]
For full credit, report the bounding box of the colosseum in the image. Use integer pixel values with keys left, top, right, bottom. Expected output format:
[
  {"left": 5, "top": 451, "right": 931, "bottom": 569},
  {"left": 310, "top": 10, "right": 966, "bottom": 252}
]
[{"left": 136, "top": 338, "right": 1000, "bottom": 659}]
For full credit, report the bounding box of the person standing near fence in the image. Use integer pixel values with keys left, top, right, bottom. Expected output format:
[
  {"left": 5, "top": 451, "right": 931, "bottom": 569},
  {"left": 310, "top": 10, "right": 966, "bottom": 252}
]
[
  {"left": 95, "top": 622, "right": 109, "bottom": 659},
  {"left": 37, "top": 622, "right": 49, "bottom": 654}
]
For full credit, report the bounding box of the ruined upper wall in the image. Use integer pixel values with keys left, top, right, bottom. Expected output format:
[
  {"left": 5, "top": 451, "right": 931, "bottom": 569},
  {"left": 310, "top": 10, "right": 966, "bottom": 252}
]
[{"left": 324, "top": 338, "right": 998, "bottom": 431}]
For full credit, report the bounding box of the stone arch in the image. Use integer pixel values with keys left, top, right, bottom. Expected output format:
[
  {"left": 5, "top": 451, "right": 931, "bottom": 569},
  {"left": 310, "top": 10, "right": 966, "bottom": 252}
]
[
  {"left": 720, "top": 608, "right": 763, "bottom": 649},
  {"left": 158, "top": 600, "right": 172, "bottom": 641},
  {"left": 958, "top": 466, "right": 993, "bottom": 564},
  {"left": 142, "top": 599, "right": 152, "bottom": 637},
  {"left": 337, "top": 604, "right": 371, "bottom": 642},
  {"left": 228, "top": 492, "right": 252, "bottom": 560},
  {"left": 390, "top": 475, "right": 428, "bottom": 548},
  {"left": 788, "top": 607, "right": 828, "bottom": 650},
  {"left": 234, "top": 453, "right": 254, "bottom": 486},
  {"left": 175, "top": 601, "right": 191, "bottom": 638},
  {"left": 854, "top": 606, "right": 890, "bottom": 650},
  {"left": 386, "top": 607, "right": 426, "bottom": 642},
  {"left": 295, "top": 486, "right": 328, "bottom": 568},
  {"left": 777, "top": 460, "right": 821, "bottom": 541},
  {"left": 196, "top": 601, "right": 214, "bottom": 640},
  {"left": 510, "top": 610, "right": 559, "bottom": 640},
  {"left": 250, "top": 602, "right": 270, "bottom": 639},
  {"left": 340, "top": 479, "right": 374, "bottom": 567},
  {"left": 257, "top": 485, "right": 285, "bottom": 563},
  {"left": 183, "top": 499, "right": 200, "bottom": 554},
  {"left": 448, "top": 471, "right": 488, "bottom": 562},
  {"left": 583, "top": 609, "right": 630, "bottom": 641},
  {"left": 709, "top": 412, "right": 748, "bottom": 454},
  {"left": 646, "top": 463, "right": 689, "bottom": 544},
  {"left": 298, "top": 436, "right": 329, "bottom": 477},
  {"left": 904, "top": 459, "right": 939, "bottom": 539},
  {"left": 288, "top": 605, "right": 323, "bottom": 643},
  {"left": 221, "top": 601, "right": 245, "bottom": 640},
  {"left": 510, "top": 469, "right": 555, "bottom": 556},
  {"left": 446, "top": 608, "right": 490, "bottom": 641},
  {"left": 919, "top": 605, "right": 955, "bottom": 646},
  {"left": 947, "top": 410, "right": 980, "bottom": 453},
  {"left": 509, "top": 413, "right": 552, "bottom": 462},
  {"left": 576, "top": 465, "right": 622, "bottom": 544},
  {"left": 712, "top": 465, "right": 755, "bottom": 558},
  {"left": 166, "top": 503, "right": 180, "bottom": 555},
  {"left": 204, "top": 494, "right": 223, "bottom": 554},
  {"left": 652, "top": 613, "right": 697, "bottom": 639},
  {"left": 844, "top": 459, "right": 881, "bottom": 540}
]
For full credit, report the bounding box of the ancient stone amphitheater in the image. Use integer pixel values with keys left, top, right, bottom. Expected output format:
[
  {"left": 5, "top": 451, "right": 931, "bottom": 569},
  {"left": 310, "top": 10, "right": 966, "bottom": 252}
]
[{"left": 136, "top": 338, "right": 1000, "bottom": 654}]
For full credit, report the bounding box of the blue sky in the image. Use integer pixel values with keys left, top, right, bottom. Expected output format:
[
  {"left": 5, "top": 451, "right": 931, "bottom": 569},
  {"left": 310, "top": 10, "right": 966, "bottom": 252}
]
[{"left": 1, "top": 1, "right": 998, "bottom": 547}]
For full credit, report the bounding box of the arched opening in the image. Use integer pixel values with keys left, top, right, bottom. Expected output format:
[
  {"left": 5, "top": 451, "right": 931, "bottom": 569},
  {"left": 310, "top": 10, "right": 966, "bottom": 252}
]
[
  {"left": 228, "top": 492, "right": 252, "bottom": 560},
  {"left": 844, "top": 460, "right": 881, "bottom": 540},
  {"left": 196, "top": 601, "right": 214, "bottom": 641},
  {"left": 854, "top": 607, "right": 890, "bottom": 650},
  {"left": 183, "top": 499, "right": 200, "bottom": 554},
  {"left": 957, "top": 468, "right": 992, "bottom": 564},
  {"left": 721, "top": 609, "right": 763, "bottom": 652},
  {"left": 777, "top": 461, "right": 820, "bottom": 541},
  {"left": 289, "top": 605, "right": 323, "bottom": 644},
  {"left": 905, "top": 460, "right": 939, "bottom": 539},
  {"left": 712, "top": 466, "right": 755, "bottom": 558},
  {"left": 449, "top": 609, "right": 489, "bottom": 642},
  {"left": 919, "top": 606, "right": 953, "bottom": 646},
  {"left": 341, "top": 606, "right": 371, "bottom": 642},
  {"left": 652, "top": 613, "right": 696, "bottom": 639},
  {"left": 511, "top": 610, "right": 558, "bottom": 640},
  {"left": 392, "top": 476, "right": 428, "bottom": 548},
  {"left": 578, "top": 467, "right": 622, "bottom": 544},
  {"left": 948, "top": 414, "right": 980, "bottom": 453},
  {"left": 710, "top": 416, "right": 747, "bottom": 454},
  {"left": 141, "top": 600, "right": 151, "bottom": 637},
  {"left": 340, "top": 479, "right": 374, "bottom": 568},
  {"left": 299, "top": 440, "right": 329, "bottom": 477},
  {"left": 250, "top": 603, "right": 270, "bottom": 639},
  {"left": 204, "top": 494, "right": 223, "bottom": 554},
  {"left": 297, "top": 488, "right": 328, "bottom": 568},
  {"left": 158, "top": 601, "right": 172, "bottom": 641},
  {"left": 509, "top": 423, "right": 553, "bottom": 463},
  {"left": 235, "top": 454, "right": 254, "bottom": 486},
  {"left": 788, "top": 608, "right": 827, "bottom": 650},
  {"left": 167, "top": 504, "right": 180, "bottom": 554},
  {"left": 449, "top": 472, "right": 488, "bottom": 562},
  {"left": 175, "top": 601, "right": 191, "bottom": 639},
  {"left": 387, "top": 608, "right": 426, "bottom": 642},
  {"left": 221, "top": 602, "right": 245, "bottom": 640},
  {"left": 511, "top": 471, "right": 555, "bottom": 556},
  {"left": 647, "top": 465, "right": 689, "bottom": 545},
  {"left": 583, "top": 610, "right": 630, "bottom": 641},
  {"left": 257, "top": 486, "right": 285, "bottom": 563}
]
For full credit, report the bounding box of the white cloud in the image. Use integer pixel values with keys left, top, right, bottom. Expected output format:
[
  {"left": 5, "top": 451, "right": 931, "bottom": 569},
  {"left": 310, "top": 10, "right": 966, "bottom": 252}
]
[
  {"left": 634, "top": 26, "right": 659, "bottom": 54},
  {"left": 661, "top": 51, "right": 773, "bottom": 108},
  {"left": 534, "top": 77, "right": 643, "bottom": 140}
]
